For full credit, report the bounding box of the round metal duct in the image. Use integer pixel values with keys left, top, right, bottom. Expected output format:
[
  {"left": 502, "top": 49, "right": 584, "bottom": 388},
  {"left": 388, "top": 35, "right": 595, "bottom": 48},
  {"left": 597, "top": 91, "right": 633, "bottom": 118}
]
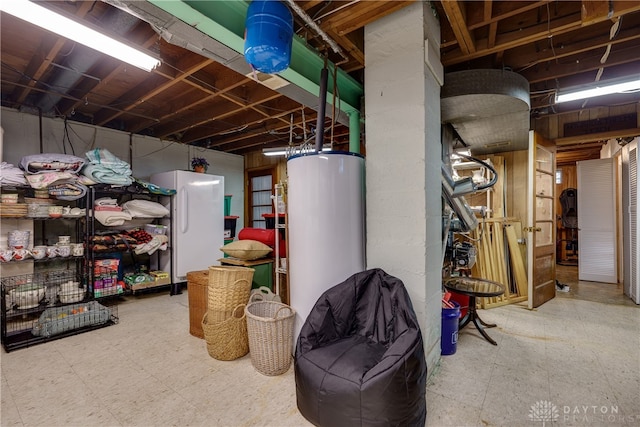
[{"left": 441, "top": 69, "right": 531, "bottom": 155}]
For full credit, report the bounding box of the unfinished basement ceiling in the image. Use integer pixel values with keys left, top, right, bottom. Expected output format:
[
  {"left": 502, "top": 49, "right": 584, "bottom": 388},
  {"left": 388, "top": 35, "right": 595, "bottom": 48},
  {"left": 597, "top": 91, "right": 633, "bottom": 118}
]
[{"left": 1, "top": 1, "right": 640, "bottom": 157}]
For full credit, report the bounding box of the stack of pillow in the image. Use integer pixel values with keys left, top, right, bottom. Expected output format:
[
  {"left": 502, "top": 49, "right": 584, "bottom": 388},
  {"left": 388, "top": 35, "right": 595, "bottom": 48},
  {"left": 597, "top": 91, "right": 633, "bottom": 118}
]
[
  {"left": 219, "top": 227, "right": 285, "bottom": 261},
  {"left": 220, "top": 238, "right": 273, "bottom": 261}
]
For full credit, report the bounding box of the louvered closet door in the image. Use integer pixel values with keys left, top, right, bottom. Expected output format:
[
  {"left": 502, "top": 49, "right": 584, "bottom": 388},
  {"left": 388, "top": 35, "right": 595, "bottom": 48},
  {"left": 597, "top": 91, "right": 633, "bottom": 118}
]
[
  {"left": 577, "top": 158, "right": 617, "bottom": 283},
  {"left": 623, "top": 141, "right": 640, "bottom": 303}
]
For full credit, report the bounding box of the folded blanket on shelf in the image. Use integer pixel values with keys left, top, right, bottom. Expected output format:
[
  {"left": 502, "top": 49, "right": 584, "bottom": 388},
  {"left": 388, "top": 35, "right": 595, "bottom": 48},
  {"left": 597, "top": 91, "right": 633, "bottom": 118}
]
[
  {"left": 83, "top": 164, "right": 133, "bottom": 186},
  {"left": 134, "top": 235, "right": 169, "bottom": 255},
  {"left": 48, "top": 181, "right": 88, "bottom": 201},
  {"left": 0, "top": 162, "right": 27, "bottom": 186},
  {"left": 20, "top": 153, "right": 85, "bottom": 174},
  {"left": 122, "top": 199, "right": 169, "bottom": 218},
  {"left": 94, "top": 210, "right": 132, "bottom": 227},
  {"left": 82, "top": 149, "right": 132, "bottom": 185},
  {"left": 25, "top": 171, "right": 75, "bottom": 189},
  {"left": 94, "top": 206, "right": 122, "bottom": 212},
  {"left": 94, "top": 197, "right": 118, "bottom": 206}
]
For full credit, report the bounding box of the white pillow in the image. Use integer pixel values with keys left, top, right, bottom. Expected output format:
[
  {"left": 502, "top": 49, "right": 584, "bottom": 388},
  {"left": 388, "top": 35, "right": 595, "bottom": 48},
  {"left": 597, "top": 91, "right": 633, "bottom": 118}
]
[{"left": 220, "top": 239, "right": 272, "bottom": 260}]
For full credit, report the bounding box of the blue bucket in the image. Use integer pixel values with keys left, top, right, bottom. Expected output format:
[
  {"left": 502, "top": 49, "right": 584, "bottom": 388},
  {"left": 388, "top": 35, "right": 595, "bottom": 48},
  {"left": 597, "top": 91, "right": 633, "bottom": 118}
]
[
  {"left": 244, "top": 0, "right": 293, "bottom": 74},
  {"left": 441, "top": 301, "right": 460, "bottom": 355}
]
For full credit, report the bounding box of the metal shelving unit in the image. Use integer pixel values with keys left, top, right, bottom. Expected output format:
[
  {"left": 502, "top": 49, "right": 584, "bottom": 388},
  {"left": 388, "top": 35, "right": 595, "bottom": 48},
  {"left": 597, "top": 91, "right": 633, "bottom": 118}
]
[
  {"left": 273, "top": 183, "right": 288, "bottom": 303},
  {"left": 86, "top": 184, "right": 175, "bottom": 298},
  {"left": 1, "top": 188, "right": 118, "bottom": 352}
]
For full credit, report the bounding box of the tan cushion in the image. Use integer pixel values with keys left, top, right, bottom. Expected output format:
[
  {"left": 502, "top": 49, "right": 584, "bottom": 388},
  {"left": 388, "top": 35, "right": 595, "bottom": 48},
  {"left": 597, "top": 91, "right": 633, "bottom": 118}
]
[{"left": 220, "top": 239, "right": 272, "bottom": 260}]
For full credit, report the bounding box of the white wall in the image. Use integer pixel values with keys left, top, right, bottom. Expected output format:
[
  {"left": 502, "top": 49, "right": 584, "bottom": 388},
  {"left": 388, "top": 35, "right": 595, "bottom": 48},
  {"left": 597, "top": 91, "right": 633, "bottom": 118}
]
[
  {"left": 365, "top": 2, "right": 443, "bottom": 373},
  {"left": 0, "top": 107, "right": 244, "bottom": 226}
]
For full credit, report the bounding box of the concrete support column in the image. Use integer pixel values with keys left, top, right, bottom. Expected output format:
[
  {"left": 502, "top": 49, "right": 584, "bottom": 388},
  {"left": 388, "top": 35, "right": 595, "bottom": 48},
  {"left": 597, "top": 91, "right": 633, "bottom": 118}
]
[{"left": 364, "top": 2, "right": 443, "bottom": 372}]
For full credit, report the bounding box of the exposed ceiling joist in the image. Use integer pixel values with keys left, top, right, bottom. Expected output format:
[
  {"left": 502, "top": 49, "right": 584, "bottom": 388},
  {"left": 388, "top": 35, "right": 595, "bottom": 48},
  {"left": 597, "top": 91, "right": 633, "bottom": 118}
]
[{"left": 2, "top": 0, "right": 639, "bottom": 157}]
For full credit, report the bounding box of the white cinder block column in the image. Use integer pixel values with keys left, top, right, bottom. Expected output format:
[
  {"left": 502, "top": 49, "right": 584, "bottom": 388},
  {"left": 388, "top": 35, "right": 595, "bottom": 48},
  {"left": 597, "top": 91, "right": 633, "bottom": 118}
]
[{"left": 365, "top": 2, "right": 443, "bottom": 372}]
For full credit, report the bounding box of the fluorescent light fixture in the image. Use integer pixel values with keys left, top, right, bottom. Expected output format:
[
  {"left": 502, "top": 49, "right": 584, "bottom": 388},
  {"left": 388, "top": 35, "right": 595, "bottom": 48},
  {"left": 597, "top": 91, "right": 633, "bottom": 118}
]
[
  {"left": 1, "top": 0, "right": 160, "bottom": 72},
  {"left": 555, "top": 76, "right": 640, "bottom": 103},
  {"left": 263, "top": 146, "right": 332, "bottom": 156}
]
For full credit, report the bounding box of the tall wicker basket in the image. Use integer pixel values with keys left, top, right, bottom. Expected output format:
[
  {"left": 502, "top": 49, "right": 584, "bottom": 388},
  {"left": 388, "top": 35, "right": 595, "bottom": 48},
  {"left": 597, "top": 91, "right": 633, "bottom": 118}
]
[
  {"left": 187, "top": 270, "right": 209, "bottom": 338},
  {"left": 207, "top": 266, "right": 254, "bottom": 322},
  {"left": 245, "top": 301, "right": 296, "bottom": 376},
  {"left": 202, "top": 304, "right": 249, "bottom": 361}
]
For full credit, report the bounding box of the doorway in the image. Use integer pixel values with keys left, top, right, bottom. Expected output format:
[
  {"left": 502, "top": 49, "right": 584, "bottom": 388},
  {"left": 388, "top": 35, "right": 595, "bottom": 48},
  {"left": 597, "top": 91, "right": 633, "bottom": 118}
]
[
  {"left": 247, "top": 168, "right": 276, "bottom": 228},
  {"left": 555, "top": 147, "right": 638, "bottom": 305}
]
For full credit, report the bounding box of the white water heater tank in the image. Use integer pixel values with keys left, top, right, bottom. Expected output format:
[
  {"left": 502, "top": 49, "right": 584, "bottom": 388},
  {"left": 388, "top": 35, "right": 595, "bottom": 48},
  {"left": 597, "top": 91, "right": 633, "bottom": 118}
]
[{"left": 287, "top": 151, "right": 365, "bottom": 342}]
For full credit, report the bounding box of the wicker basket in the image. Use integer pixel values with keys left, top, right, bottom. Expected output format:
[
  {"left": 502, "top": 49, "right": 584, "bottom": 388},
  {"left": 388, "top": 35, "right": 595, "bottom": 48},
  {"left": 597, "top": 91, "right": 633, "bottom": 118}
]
[
  {"left": 202, "top": 304, "right": 249, "bottom": 361},
  {"left": 245, "top": 301, "right": 296, "bottom": 376},
  {"left": 250, "top": 286, "right": 281, "bottom": 303},
  {"left": 187, "top": 270, "right": 209, "bottom": 338},
  {"left": 207, "top": 266, "right": 254, "bottom": 322}
]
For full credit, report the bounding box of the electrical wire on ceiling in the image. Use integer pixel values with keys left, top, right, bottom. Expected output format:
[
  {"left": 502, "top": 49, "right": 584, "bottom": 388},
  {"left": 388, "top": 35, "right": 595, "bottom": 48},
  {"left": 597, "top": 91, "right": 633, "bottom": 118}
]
[
  {"left": 283, "top": 0, "right": 349, "bottom": 64},
  {"left": 546, "top": 2, "right": 558, "bottom": 65},
  {"left": 62, "top": 117, "right": 76, "bottom": 155},
  {"left": 2, "top": 5, "right": 348, "bottom": 150},
  {"left": 581, "top": 16, "right": 623, "bottom": 109}
]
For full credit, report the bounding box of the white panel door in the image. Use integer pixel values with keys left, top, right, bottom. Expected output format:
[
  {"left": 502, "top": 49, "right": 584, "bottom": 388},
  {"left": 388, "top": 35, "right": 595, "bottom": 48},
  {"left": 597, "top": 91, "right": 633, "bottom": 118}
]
[{"left": 577, "top": 158, "right": 617, "bottom": 283}]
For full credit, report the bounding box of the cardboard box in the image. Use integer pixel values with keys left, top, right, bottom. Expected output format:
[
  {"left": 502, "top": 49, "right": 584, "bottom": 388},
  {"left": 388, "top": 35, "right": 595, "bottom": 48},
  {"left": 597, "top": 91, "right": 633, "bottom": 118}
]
[
  {"left": 150, "top": 270, "right": 169, "bottom": 280},
  {"left": 130, "top": 276, "right": 171, "bottom": 291}
]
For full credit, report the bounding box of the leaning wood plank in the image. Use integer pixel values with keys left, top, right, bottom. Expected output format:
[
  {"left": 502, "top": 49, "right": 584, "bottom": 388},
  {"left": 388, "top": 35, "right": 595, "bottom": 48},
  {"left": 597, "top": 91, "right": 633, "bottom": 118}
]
[
  {"left": 495, "top": 222, "right": 511, "bottom": 298},
  {"left": 505, "top": 224, "right": 528, "bottom": 297},
  {"left": 492, "top": 156, "right": 505, "bottom": 218},
  {"left": 481, "top": 217, "right": 518, "bottom": 223}
]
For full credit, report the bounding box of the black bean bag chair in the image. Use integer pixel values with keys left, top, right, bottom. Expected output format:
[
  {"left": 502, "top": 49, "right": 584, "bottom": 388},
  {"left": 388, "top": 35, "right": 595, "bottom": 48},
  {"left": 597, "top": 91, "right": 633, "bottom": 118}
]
[{"left": 295, "top": 268, "right": 427, "bottom": 427}]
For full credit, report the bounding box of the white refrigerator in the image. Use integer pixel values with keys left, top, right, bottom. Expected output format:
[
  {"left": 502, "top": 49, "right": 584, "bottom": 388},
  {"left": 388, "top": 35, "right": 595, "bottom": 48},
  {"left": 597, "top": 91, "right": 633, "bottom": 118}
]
[{"left": 151, "top": 170, "right": 224, "bottom": 284}]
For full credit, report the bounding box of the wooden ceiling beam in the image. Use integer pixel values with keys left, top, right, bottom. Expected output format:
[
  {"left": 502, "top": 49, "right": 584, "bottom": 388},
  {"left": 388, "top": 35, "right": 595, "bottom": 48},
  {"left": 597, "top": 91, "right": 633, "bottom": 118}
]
[
  {"left": 0, "top": 77, "right": 158, "bottom": 122},
  {"left": 58, "top": 29, "right": 159, "bottom": 116},
  {"left": 218, "top": 118, "right": 349, "bottom": 153},
  {"left": 132, "top": 86, "right": 250, "bottom": 135},
  {"left": 205, "top": 107, "right": 319, "bottom": 146},
  {"left": 466, "top": 1, "right": 550, "bottom": 30},
  {"left": 487, "top": 21, "right": 498, "bottom": 49},
  {"left": 510, "top": 23, "right": 640, "bottom": 76},
  {"left": 154, "top": 90, "right": 283, "bottom": 142},
  {"left": 11, "top": 1, "right": 95, "bottom": 105},
  {"left": 525, "top": 47, "right": 640, "bottom": 92},
  {"left": 12, "top": 38, "right": 67, "bottom": 105},
  {"left": 484, "top": 0, "right": 493, "bottom": 22},
  {"left": 327, "top": 29, "right": 364, "bottom": 68},
  {"left": 442, "top": 2, "right": 640, "bottom": 66},
  {"left": 440, "top": 1, "right": 476, "bottom": 55},
  {"left": 442, "top": 12, "right": 581, "bottom": 66},
  {"left": 180, "top": 93, "right": 290, "bottom": 144},
  {"left": 557, "top": 141, "right": 607, "bottom": 151},
  {"left": 581, "top": 0, "right": 611, "bottom": 25},
  {"left": 95, "top": 56, "right": 214, "bottom": 126},
  {"left": 555, "top": 127, "right": 640, "bottom": 145},
  {"left": 327, "top": 2, "right": 413, "bottom": 36}
]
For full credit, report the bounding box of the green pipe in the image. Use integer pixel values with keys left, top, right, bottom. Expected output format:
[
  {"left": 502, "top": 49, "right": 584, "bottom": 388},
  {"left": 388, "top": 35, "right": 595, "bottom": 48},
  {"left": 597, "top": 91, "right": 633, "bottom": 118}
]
[
  {"left": 348, "top": 109, "right": 360, "bottom": 154},
  {"left": 150, "top": 0, "right": 363, "bottom": 117}
]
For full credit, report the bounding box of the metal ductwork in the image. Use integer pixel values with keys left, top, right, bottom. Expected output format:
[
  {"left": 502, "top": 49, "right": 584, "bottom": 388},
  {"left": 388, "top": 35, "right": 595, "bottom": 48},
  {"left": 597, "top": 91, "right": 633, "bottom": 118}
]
[{"left": 441, "top": 69, "right": 530, "bottom": 155}]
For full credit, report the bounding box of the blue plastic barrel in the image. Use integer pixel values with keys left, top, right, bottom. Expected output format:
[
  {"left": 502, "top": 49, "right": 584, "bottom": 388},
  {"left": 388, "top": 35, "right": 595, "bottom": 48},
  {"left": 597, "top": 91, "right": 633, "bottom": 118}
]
[
  {"left": 244, "top": 0, "right": 293, "bottom": 74},
  {"left": 441, "top": 301, "right": 460, "bottom": 355}
]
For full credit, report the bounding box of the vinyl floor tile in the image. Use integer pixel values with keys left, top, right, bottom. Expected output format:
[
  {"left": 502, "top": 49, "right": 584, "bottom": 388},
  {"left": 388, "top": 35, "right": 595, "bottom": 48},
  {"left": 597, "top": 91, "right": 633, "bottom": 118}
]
[{"left": 1, "top": 266, "right": 638, "bottom": 427}]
